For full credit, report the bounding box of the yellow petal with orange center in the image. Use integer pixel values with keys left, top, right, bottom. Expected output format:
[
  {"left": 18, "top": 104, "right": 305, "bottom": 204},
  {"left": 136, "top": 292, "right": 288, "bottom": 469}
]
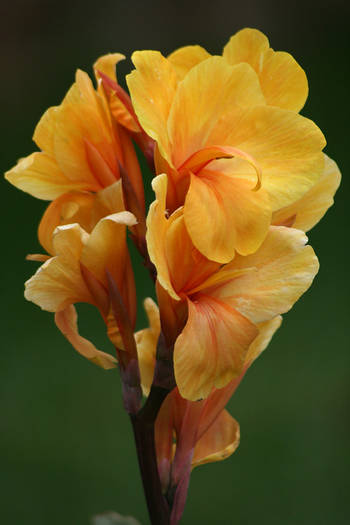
[
  {"left": 272, "top": 154, "right": 341, "bottom": 232},
  {"left": 210, "top": 105, "right": 326, "bottom": 211},
  {"left": 223, "top": 28, "right": 308, "bottom": 112},
  {"left": 184, "top": 172, "right": 271, "bottom": 263},
  {"left": 167, "top": 57, "right": 265, "bottom": 167},
  {"left": 210, "top": 226, "right": 319, "bottom": 324},
  {"left": 174, "top": 296, "right": 258, "bottom": 401},
  {"left": 127, "top": 51, "right": 178, "bottom": 161},
  {"left": 55, "top": 305, "right": 117, "bottom": 369},
  {"left": 25, "top": 224, "right": 92, "bottom": 312},
  {"left": 192, "top": 410, "right": 240, "bottom": 468},
  {"left": 167, "top": 45, "right": 211, "bottom": 80}
]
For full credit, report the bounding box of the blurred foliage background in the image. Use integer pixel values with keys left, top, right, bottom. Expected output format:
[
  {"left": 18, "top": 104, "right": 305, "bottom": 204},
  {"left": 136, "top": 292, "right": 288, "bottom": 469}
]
[{"left": 1, "top": 1, "right": 349, "bottom": 524}]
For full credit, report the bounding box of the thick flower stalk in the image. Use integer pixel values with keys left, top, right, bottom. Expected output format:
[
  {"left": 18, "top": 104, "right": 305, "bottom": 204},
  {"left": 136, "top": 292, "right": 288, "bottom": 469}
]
[{"left": 5, "top": 28, "right": 340, "bottom": 525}]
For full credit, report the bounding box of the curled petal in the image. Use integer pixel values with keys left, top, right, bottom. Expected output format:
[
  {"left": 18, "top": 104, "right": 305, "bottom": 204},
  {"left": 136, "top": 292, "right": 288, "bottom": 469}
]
[
  {"left": 272, "top": 154, "right": 341, "bottom": 232},
  {"left": 212, "top": 105, "right": 325, "bottom": 212},
  {"left": 81, "top": 212, "right": 136, "bottom": 287},
  {"left": 25, "top": 224, "right": 92, "bottom": 312},
  {"left": 55, "top": 305, "right": 117, "bottom": 369},
  {"left": 38, "top": 181, "right": 124, "bottom": 255},
  {"left": 135, "top": 298, "right": 160, "bottom": 395},
  {"left": 192, "top": 410, "right": 240, "bottom": 468},
  {"left": 93, "top": 53, "right": 125, "bottom": 82},
  {"left": 146, "top": 174, "right": 180, "bottom": 300}
]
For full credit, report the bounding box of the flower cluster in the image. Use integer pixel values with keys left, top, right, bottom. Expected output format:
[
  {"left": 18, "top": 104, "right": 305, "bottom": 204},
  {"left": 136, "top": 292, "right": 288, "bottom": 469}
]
[{"left": 6, "top": 28, "right": 340, "bottom": 524}]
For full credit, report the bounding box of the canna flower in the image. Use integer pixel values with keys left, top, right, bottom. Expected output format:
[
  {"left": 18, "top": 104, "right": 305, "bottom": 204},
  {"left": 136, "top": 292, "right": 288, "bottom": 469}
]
[
  {"left": 25, "top": 211, "right": 137, "bottom": 369},
  {"left": 136, "top": 298, "right": 281, "bottom": 499},
  {"left": 5, "top": 65, "right": 144, "bottom": 236},
  {"left": 127, "top": 30, "right": 327, "bottom": 263},
  {"left": 146, "top": 174, "right": 319, "bottom": 400}
]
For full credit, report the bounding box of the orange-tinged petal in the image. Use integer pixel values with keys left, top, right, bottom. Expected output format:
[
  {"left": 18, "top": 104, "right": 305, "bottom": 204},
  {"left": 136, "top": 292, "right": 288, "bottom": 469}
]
[
  {"left": 81, "top": 211, "right": 137, "bottom": 289},
  {"left": 174, "top": 296, "right": 258, "bottom": 401},
  {"left": 212, "top": 105, "right": 326, "bottom": 211},
  {"left": 210, "top": 226, "right": 319, "bottom": 323},
  {"left": 38, "top": 192, "right": 96, "bottom": 254},
  {"left": 167, "top": 45, "right": 211, "bottom": 80},
  {"left": 223, "top": 28, "right": 308, "bottom": 112},
  {"left": 245, "top": 315, "right": 282, "bottom": 365},
  {"left": 165, "top": 213, "right": 220, "bottom": 294},
  {"left": 93, "top": 54, "right": 142, "bottom": 134},
  {"left": 146, "top": 174, "right": 181, "bottom": 300},
  {"left": 184, "top": 172, "right": 271, "bottom": 263},
  {"left": 55, "top": 304, "right": 117, "bottom": 369},
  {"left": 178, "top": 145, "right": 262, "bottom": 190},
  {"left": 192, "top": 410, "right": 240, "bottom": 468},
  {"left": 38, "top": 181, "right": 125, "bottom": 255},
  {"left": 127, "top": 51, "right": 178, "bottom": 160},
  {"left": 167, "top": 57, "right": 265, "bottom": 167},
  {"left": 272, "top": 154, "right": 341, "bottom": 232},
  {"left": 5, "top": 152, "right": 86, "bottom": 200},
  {"left": 135, "top": 298, "right": 160, "bottom": 395},
  {"left": 24, "top": 224, "right": 92, "bottom": 312}
]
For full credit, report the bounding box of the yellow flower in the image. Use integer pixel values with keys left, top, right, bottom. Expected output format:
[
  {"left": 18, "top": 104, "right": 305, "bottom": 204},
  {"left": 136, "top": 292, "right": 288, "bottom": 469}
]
[
  {"left": 145, "top": 174, "right": 319, "bottom": 400},
  {"left": 5, "top": 66, "right": 144, "bottom": 236},
  {"left": 127, "top": 29, "right": 327, "bottom": 263},
  {"left": 25, "top": 212, "right": 137, "bottom": 369}
]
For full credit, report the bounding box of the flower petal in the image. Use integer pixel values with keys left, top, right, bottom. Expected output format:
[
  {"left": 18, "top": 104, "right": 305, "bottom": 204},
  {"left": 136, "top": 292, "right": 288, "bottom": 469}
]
[
  {"left": 5, "top": 152, "right": 86, "bottom": 200},
  {"left": 167, "top": 57, "right": 265, "bottom": 167},
  {"left": 272, "top": 154, "right": 341, "bottom": 232},
  {"left": 245, "top": 316, "right": 282, "bottom": 365},
  {"left": 38, "top": 181, "right": 125, "bottom": 255},
  {"left": 55, "top": 304, "right": 117, "bottom": 369},
  {"left": 93, "top": 53, "right": 125, "bottom": 82},
  {"left": 167, "top": 45, "right": 211, "bottom": 80},
  {"left": 184, "top": 171, "right": 271, "bottom": 263},
  {"left": 25, "top": 224, "right": 92, "bottom": 312},
  {"left": 210, "top": 226, "right": 319, "bottom": 323},
  {"left": 81, "top": 211, "right": 137, "bottom": 289},
  {"left": 223, "top": 28, "right": 308, "bottom": 112},
  {"left": 213, "top": 105, "right": 326, "bottom": 211},
  {"left": 192, "top": 410, "right": 240, "bottom": 468},
  {"left": 127, "top": 51, "right": 178, "bottom": 160},
  {"left": 135, "top": 298, "right": 160, "bottom": 395},
  {"left": 146, "top": 174, "right": 181, "bottom": 300},
  {"left": 174, "top": 296, "right": 258, "bottom": 401}
]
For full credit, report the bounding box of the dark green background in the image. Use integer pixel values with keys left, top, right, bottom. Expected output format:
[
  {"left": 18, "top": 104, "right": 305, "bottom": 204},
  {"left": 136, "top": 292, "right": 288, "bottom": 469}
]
[{"left": 1, "top": 1, "right": 349, "bottom": 524}]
